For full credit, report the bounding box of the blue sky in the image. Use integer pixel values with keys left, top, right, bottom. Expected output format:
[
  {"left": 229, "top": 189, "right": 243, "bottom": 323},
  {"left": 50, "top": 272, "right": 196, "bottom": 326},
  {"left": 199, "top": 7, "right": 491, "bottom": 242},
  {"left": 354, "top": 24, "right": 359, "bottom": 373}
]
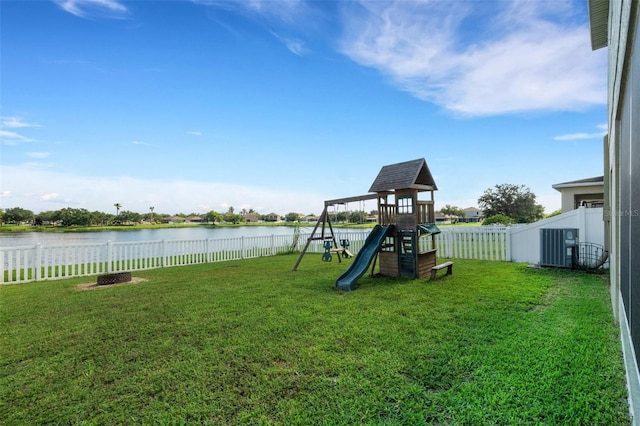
[{"left": 1, "top": 0, "right": 607, "bottom": 216}]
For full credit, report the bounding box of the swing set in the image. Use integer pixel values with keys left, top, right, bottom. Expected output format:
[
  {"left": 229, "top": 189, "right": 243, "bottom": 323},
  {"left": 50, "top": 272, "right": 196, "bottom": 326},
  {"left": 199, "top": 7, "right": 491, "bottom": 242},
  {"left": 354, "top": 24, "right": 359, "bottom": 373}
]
[{"left": 292, "top": 193, "right": 378, "bottom": 271}]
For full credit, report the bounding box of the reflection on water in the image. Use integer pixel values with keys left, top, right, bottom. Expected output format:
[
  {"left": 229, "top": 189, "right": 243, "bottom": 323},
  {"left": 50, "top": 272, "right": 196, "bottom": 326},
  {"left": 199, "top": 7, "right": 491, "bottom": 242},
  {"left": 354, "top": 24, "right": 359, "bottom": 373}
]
[{"left": 0, "top": 226, "right": 367, "bottom": 248}]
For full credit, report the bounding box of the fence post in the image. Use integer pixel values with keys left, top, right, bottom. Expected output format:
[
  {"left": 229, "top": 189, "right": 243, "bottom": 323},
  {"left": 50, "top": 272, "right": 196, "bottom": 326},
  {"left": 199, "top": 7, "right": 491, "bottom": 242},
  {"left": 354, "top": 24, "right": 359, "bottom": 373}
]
[
  {"left": 505, "top": 228, "right": 512, "bottom": 261},
  {"left": 162, "top": 240, "right": 167, "bottom": 267},
  {"left": 35, "top": 243, "right": 42, "bottom": 281},
  {"left": 271, "top": 234, "right": 275, "bottom": 256},
  {"left": 0, "top": 249, "right": 4, "bottom": 284},
  {"left": 578, "top": 206, "right": 586, "bottom": 242},
  {"left": 241, "top": 236, "right": 245, "bottom": 259},
  {"left": 107, "top": 241, "right": 113, "bottom": 273}
]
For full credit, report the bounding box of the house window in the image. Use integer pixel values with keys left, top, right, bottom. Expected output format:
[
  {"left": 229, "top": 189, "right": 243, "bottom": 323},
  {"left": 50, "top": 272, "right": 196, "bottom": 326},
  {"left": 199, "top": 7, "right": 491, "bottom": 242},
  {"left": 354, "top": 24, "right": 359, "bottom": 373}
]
[{"left": 398, "top": 196, "right": 413, "bottom": 215}]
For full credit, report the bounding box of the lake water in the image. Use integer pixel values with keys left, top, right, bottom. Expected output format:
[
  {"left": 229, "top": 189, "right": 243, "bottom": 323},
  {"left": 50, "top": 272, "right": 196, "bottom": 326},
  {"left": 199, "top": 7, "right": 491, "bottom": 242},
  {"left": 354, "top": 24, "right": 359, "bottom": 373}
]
[{"left": 0, "top": 226, "right": 368, "bottom": 248}]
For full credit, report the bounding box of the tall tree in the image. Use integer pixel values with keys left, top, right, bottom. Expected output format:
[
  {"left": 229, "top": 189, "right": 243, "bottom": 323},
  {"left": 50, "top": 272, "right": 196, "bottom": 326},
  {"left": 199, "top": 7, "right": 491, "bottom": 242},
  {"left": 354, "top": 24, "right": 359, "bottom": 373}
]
[
  {"left": 114, "top": 203, "right": 122, "bottom": 216},
  {"left": 3, "top": 207, "right": 34, "bottom": 224},
  {"left": 56, "top": 208, "right": 91, "bottom": 226},
  {"left": 204, "top": 210, "right": 223, "bottom": 223},
  {"left": 335, "top": 211, "right": 349, "bottom": 223},
  {"left": 118, "top": 210, "right": 142, "bottom": 224},
  {"left": 348, "top": 210, "right": 367, "bottom": 223},
  {"left": 478, "top": 184, "right": 544, "bottom": 223},
  {"left": 440, "top": 204, "right": 466, "bottom": 223},
  {"left": 285, "top": 212, "right": 300, "bottom": 222}
]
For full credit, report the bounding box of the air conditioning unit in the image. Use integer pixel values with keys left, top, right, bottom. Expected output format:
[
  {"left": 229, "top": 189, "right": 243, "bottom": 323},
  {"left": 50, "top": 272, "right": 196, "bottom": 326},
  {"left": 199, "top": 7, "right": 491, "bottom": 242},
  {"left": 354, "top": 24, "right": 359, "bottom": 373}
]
[{"left": 540, "top": 228, "right": 579, "bottom": 268}]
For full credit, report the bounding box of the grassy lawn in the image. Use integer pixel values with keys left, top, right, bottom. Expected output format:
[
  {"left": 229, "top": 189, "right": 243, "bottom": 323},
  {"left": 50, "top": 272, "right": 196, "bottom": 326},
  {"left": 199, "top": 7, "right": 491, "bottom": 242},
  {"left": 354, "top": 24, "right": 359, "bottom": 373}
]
[{"left": 0, "top": 255, "right": 630, "bottom": 425}]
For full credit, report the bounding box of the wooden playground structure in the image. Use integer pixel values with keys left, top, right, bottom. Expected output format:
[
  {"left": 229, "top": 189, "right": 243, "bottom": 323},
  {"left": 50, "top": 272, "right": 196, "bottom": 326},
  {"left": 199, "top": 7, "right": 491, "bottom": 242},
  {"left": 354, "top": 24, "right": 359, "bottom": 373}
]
[{"left": 293, "top": 158, "right": 452, "bottom": 286}]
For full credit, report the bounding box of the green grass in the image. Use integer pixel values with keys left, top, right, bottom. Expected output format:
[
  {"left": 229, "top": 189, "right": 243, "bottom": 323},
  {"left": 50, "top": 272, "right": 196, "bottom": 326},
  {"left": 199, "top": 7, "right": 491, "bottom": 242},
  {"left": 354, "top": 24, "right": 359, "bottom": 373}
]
[{"left": 0, "top": 256, "right": 629, "bottom": 425}]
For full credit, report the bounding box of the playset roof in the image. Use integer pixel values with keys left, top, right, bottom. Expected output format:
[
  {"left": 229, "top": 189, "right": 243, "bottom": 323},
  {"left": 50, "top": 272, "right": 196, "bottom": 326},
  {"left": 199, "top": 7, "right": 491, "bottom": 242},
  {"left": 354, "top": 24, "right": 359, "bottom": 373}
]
[{"left": 368, "top": 158, "right": 437, "bottom": 193}]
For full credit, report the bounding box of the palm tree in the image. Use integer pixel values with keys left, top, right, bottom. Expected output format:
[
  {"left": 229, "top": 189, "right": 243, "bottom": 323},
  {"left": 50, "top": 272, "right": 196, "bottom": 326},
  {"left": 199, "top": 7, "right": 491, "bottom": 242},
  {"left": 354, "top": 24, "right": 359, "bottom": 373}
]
[
  {"left": 114, "top": 203, "right": 122, "bottom": 216},
  {"left": 149, "top": 206, "right": 155, "bottom": 224}
]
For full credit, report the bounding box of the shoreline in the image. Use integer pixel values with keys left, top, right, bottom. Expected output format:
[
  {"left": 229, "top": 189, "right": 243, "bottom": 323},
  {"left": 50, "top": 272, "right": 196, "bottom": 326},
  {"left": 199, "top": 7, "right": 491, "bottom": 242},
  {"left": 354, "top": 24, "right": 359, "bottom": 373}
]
[{"left": 0, "top": 222, "right": 376, "bottom": 234}]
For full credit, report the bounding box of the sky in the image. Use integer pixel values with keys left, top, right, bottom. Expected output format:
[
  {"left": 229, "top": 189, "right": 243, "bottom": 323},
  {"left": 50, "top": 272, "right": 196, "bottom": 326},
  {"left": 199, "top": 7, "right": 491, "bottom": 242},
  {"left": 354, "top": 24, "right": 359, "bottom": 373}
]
[{"left": 1, "top": 0, "right": 607, "bottom": 217}]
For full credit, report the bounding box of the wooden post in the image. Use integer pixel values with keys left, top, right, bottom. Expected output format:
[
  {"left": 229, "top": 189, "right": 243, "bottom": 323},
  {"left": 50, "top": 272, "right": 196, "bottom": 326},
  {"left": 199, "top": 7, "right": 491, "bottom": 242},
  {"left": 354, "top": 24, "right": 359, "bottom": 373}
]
[{"left": 292, "top": 207, "right": 328, "bottom": 271}]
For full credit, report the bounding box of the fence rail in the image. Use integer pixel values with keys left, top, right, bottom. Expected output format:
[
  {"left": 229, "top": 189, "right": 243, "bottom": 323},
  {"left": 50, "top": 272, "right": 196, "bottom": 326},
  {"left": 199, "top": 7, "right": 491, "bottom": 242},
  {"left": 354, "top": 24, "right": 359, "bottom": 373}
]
[{"left": 1, "top": 228, "right": 512, "bottom": 284}]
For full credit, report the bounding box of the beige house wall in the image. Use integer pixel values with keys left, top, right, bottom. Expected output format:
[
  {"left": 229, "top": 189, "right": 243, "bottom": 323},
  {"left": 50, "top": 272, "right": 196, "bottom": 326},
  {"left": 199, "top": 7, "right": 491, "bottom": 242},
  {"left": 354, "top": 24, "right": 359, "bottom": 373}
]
[{"left": 559, "top": 184, "right": 604, "bottom": 212}]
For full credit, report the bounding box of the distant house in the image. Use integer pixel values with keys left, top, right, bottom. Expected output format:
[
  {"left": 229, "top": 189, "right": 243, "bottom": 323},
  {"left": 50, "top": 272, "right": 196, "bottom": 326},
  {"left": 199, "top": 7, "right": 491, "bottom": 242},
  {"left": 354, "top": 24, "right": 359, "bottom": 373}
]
[
  {"left": 165, "top": 215, "right": 184, "bottom": 223},
  {"left": 552, "top": 176, "right": 604, "bottom": 212},
  {"left": 164, "top": 215, "right": 203, "bottom": 224},
  {"left": 185, "top": 215, "right": 204, "bottom": 223},
  {"left": 265, "top": 213, "right": 281, "bottom": 222},
  {"left": 434, "top": 211, "right": 455, "bottom": 224},
  {"left": 304, "top": 215, "right": 319, "bottom": 223},
  {"left": 243, "top": 213, "right": 260, "bottom": 223},
  {"left": 463, "top": 207, "right": 483, "bottom": 222}
]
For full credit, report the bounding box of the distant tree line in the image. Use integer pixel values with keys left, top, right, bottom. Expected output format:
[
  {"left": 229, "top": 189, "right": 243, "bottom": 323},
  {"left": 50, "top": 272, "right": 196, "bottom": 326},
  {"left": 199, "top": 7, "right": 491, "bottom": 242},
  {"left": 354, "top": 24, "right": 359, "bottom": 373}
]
[
  {"left": 0, "top": 206, "right": 375, "bottom": 227},
  {"left": 330, "top": 210, "right": 373, "bottom": 224},
  {"left": 1, "top": 183, "right": 547, "bottom": 228},
  {"left": 1, "top": 206, "right": 170, "bottom": 227}
]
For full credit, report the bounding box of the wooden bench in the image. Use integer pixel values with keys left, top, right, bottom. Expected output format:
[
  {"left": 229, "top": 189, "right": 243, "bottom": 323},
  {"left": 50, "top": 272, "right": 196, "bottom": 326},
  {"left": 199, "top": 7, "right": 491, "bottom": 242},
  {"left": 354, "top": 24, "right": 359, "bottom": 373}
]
[{"left": 430, "top": 261, "right": 453, "bottom": 280}]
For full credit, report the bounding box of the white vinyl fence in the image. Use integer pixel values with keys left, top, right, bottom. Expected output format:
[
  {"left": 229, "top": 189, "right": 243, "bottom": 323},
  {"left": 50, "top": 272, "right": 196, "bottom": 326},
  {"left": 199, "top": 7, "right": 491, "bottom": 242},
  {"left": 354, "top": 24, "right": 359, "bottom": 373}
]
[
  {"left": 509, "top": 207, "right": 604, "bottom": 263},
  {"left": 0, "top": 231, "right": 370, "bottom": 284},
  {"left": 1, "top": 229, "right": 512, "bottom": 284},
  {"left": 1, "top": 209, "right": 603, "bottom": 284},
  {"left": 436, "top": 227, "right": 511, "bottom": 261}
]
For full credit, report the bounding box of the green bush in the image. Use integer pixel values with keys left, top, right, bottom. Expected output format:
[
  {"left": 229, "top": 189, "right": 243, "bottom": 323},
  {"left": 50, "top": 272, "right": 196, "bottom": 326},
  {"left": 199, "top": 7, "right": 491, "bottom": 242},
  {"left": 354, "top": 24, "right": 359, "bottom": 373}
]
[
  {"left": 482, "top": 214, "right": 515, "bottom": 226},
  {"left": 546, "top": 209, "right": 563, "bottom": 218}
]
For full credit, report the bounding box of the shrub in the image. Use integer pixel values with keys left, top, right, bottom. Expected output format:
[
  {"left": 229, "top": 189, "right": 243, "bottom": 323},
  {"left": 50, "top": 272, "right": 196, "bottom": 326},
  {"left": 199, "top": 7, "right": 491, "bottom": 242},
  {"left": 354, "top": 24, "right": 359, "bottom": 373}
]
[{"left": 482, "top": 214, "right": 515, "bottom": 226}]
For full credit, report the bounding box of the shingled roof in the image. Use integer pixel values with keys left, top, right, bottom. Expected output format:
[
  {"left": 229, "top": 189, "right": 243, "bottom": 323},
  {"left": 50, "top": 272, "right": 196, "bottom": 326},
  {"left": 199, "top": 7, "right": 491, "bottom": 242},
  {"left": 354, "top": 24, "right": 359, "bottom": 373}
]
[{"left": 368, "top": 158, "right": 437, "bottom": 193}]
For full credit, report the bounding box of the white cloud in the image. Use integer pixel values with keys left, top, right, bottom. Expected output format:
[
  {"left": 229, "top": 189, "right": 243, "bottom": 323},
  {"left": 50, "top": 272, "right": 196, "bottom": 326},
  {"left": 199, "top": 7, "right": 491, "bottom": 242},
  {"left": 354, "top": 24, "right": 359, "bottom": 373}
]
[
  {"left": 194, "top": 0, "right": 308, "bottom": 24},
  {"left": 27, "top": 152, "right": 51, "bottom": 159},
  {"left": 1, "top": 166, "right": 325, "bottom": 215},
  {"left": 54, "top": 0, "right": 128, "bottom": 19},
  {"left": 339, "top": 0, "right": 606, "bottom": 116},
  {"left": 186, "top": 131, "right": 202, "bottom": 136},
  {"left": 1, "top": 191, "right": 12, "bottom": 198},
  {"left": 271, "top": 31, "right": 307, "bottom": 55},
  {"left": 22, "top": 162, "right": 55, "bottom": 169},
  {"left": 554, "top": 124, "right": 607, "bottom": 141},
  {"left": 0, "top": 130, "right": 36, "bottom": 145},
  {"left": 554, "top": 132, "right": 606, "bottom": 141},
  {"left": 40, "top": 193, "right": 61, "bottom": 201},
  {"left": 131, "top": 140, "right": 150, "bottom": 146},
  {"left": 1, "top": 116, "right": 41, "bottom": 128}
]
